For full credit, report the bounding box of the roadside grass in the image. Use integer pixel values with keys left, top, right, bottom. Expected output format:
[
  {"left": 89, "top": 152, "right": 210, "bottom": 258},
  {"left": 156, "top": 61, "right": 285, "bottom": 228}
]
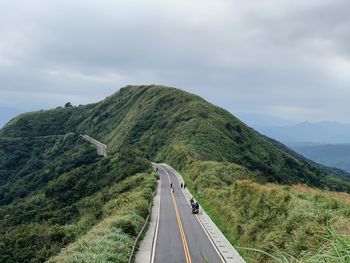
[
  {"left": 0, "top": 141, "right": 155, "bottom": 263},
  {"left": 129, "top": 215, "right": 151, "bottom": 263},
  {"left": 179, "top": 161, "right": 350, "bottom": 263},
  {"left": 240, "top": 226, "right": 350, "bottom": 262},
  {"left": 47, "top": 172, "right": 157, "bottom": 263}
]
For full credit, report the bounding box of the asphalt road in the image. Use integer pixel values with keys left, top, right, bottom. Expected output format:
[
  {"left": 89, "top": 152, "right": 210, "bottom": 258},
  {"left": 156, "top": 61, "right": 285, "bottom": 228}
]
[
  {"left": 153, "top": 164, "right": 223, "bottom": 263},
  {"left": 80, "top": 134, "right": 107, "bottom": 156}
]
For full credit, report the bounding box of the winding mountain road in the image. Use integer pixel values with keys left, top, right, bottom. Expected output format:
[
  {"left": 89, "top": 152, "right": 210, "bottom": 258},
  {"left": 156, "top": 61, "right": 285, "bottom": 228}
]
[
  {"left": 152, "top": 164, "right": 226, "bottom": 263},
  {"left": 80, "top": 134, "right": 107, "bottom": 156},
  {"left": 77, "top": 134, "right": 243, "bottom": 262}
]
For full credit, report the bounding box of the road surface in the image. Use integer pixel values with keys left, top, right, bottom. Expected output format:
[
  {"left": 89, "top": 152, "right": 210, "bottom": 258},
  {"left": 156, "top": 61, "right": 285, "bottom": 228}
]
[
  {"left": 80, "top": 134, "right": 107, "bottom": 156},
  {"left": 153, "top": 164, "right": 223, "bottom": 263}
]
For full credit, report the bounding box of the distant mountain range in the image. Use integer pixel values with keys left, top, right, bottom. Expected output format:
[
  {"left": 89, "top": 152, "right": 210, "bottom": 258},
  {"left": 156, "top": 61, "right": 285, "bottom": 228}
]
[
  {"left": 236, "top": 113, "right": 350, "bottom": 173},
  {"left": 250, "top": 120, "right": 350, "bottom": 145},
  {"left": 235, "top": 112, "right": 293, "bottom": 127},
  {"left": 291, "top": 144, "right": 350, "bottom": 173}
]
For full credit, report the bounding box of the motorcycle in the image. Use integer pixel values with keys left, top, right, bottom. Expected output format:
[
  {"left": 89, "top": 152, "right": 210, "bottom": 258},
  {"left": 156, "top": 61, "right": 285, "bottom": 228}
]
[{"left": 192, "top": 207, "right": 199, "bottom": 214}]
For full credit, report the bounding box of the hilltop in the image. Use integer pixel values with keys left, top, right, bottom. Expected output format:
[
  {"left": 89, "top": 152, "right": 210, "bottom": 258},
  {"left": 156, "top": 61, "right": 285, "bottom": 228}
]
[
  {"left": 2, "top": 85, "right": 349, "bottom": 190},
  {"left": 1, "top": 85, "right": 349, "bottom": 262}
]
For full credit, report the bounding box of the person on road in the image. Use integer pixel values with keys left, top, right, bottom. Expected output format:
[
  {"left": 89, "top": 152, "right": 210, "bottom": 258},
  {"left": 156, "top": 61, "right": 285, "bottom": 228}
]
[
  {"left": 191, "top": 202, "right": 196, "bottom": 209},
  {"left": 170, "top": 182, "right": 173, "bottom": 189},
  {"left": 180, "top": 182, "right": 183, "bottom": 188},
  {"left": 190, "top": 197, "right": 194, "bottom": 205}
]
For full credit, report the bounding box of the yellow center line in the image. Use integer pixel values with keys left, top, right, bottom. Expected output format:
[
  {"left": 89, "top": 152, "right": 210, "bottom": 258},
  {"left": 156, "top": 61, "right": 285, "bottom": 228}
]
[{"left": 167, "top": 171, "right": 192, "bottom": 263}]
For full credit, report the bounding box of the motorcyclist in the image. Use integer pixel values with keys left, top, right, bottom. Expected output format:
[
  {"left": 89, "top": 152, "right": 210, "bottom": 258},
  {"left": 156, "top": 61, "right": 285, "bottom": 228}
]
[
  {"left": 195, "top": 202, "right": 199, "bottom": 210},
  {"left": 191, "top": 200, "right": 199, "bottom": 214}
]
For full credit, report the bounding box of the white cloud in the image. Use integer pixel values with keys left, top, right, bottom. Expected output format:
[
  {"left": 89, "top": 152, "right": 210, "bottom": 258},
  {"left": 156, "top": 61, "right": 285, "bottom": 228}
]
[{"left": 0, "top": 0, "right": 349, "bottom": 122}]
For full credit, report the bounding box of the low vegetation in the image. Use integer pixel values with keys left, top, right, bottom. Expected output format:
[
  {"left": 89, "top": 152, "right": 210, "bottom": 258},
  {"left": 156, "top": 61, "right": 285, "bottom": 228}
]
[
  {"left": 0, "top": 131, "right": 156, "bottom": 263},
  {"left": 47, "top": 172, "right": 156, "bottom": 263},
  {"left": 178, "top": 161, "right": 350, "bottom": 262}
]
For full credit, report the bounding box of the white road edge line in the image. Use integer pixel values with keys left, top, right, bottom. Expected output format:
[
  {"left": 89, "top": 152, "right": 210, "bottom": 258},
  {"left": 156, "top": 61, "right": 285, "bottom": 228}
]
[
  {"left": 182, "top": 192, "right": 225, "bottom": 263},
  {"left": 150, "top": 168, "right": 161, "bottom": 263},
  {"left": 167, "top": 165, "right": 225, "bottom": 263},
  {"left": 160, "top": 163, "right": 245, "bottom": 263}
]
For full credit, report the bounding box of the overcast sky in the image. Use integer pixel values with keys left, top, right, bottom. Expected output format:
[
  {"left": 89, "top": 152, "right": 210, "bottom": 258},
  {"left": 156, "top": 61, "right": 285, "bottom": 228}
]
[{"left": 1, "top": 0, "right": 350, "bottom": 124}]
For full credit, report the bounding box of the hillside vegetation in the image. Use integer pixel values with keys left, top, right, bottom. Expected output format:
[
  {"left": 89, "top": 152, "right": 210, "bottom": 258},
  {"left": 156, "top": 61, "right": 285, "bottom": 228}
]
[
  {"left": 0, "top": 132, "right": 156, "bottom": 262},
  {"left": 1, "top": 85, "right": 349, "bottom": 262},
  {"left": 3, "top": 85, "right": 349, "bottom": 190},
  {"left": 180, "top": 161, "right": 350, "bottom": 262}
]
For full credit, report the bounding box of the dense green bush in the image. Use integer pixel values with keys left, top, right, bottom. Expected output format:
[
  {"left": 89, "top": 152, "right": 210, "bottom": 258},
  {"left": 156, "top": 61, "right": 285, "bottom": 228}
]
[
  {"left": 0, "top": 130, "right": 154, "bottom": 263},
  {"left": 47, "top": 172, "right": 157, "bottom": 263}
]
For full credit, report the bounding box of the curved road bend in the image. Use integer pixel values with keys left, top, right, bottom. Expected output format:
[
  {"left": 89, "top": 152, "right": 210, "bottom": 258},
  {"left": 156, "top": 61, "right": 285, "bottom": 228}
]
[{"left": 153, "top": 164, "right": 223, "bottom": 263}]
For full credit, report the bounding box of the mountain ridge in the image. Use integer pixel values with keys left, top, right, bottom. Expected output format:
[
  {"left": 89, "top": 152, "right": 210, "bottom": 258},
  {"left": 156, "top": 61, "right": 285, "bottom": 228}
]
[
  {"left": 1, "top": 85, "right": 350, "bottom": 263},
  {"left": 2, "top": 85, "right": 349, "bottom": 191}
]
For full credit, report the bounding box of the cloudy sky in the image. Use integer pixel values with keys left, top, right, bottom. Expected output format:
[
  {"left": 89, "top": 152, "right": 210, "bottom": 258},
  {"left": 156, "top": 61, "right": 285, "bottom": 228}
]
[{"left": 1, "top": 0, "right": 350, "bottom": 125}]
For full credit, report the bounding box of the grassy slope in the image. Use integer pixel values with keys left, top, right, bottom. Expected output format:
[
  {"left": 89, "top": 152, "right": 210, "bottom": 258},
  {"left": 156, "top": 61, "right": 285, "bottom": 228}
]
[
  {"left": 0, "top": 107, "right": 156, "bottom": 262},
  {"left": 1, "top": 85, "right": 350, "bottom": 262},
  {"left": 180, "top": 161, "right": 350, "bottom": 262},
  {"left": 0, "top": 143, "right": 156, "bottom": 263},
  {"left": 47, "top": 172, "right": 156, "bottom": 263},
  {"left": 5, "top": 85, "right": 346, "bottom": 189},
  {"left": 0, "top": 134, "right": 99, "bottom": 205},
  {"left": 2, "top": 85, "right": 349, "bottom": 189}
]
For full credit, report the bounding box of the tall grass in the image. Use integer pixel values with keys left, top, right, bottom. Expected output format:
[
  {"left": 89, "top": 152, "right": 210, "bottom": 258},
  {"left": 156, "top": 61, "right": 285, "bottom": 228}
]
[
  {"left": 241, "top": 227, "right": 350, "bottom": 262},
  {"left": 47, "top": 172, "right": 157, "bottom": 263},
  {"left": 179, "top": 161, "right": 350, "bottom": 263}
]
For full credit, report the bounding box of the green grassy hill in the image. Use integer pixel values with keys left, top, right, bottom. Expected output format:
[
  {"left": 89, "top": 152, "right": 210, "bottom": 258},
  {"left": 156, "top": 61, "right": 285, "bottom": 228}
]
[
  {"left": 1, "top": 85, "right": 349, "bottom": 262},
  {"left": 0, "top": 120, "right": 156, "bottom": 262},
  {"left": 2, "top": 85, "right": 349, "bottom": 190}
]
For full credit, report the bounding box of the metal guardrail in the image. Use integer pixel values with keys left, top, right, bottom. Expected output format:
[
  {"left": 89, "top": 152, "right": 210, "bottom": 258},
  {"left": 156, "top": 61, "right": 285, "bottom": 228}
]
[{"left": 128, "top": 177, "right": 159, "bottom": 263}]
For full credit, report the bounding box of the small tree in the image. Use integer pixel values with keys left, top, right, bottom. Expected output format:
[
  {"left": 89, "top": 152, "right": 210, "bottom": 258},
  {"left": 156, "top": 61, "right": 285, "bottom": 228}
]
[{"left": 64, "top": 102, "right": 73, "bottom": 108}]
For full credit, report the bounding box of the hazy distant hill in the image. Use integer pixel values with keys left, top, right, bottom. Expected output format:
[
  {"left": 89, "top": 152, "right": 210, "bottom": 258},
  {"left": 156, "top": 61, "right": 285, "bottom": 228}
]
[
  {"left": 246, "top": 119, "right": 350, "bottom": 174},
  {"left": 254, "top": 121, "right": 350, "bottom": 144},
  {"left": 235, "top": 112, "right": 293, "bottom": 126},
  {"left": 292, "top": 143, "right": 350, "bottom": 173}
]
